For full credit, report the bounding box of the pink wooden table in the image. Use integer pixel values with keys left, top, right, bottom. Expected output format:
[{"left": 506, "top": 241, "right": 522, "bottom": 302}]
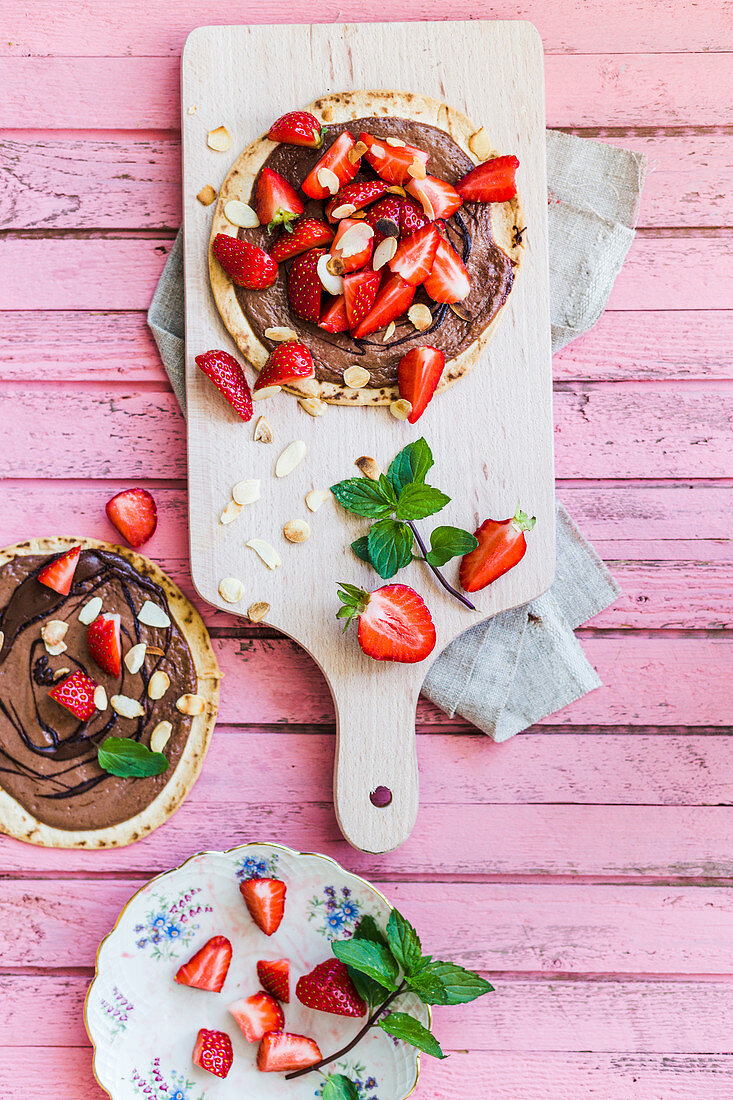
[{"left": 1, "top": 2, "right": 732, "bottom": 1096}]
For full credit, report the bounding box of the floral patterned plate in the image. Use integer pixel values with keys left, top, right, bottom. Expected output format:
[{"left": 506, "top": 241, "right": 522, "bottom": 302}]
[{"left": 85, "top": 843, "right": 428, "bottom": 1100}]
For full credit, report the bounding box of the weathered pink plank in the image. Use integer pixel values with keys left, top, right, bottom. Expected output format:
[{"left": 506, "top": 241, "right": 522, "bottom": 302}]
[{"left": 607, "top": 235, "right": 732, "bottom": 311}]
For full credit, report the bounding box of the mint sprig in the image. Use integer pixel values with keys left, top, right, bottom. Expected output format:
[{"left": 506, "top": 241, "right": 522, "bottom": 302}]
[{"left": 97, "top": 736, "right": 169, "bottom": 778}]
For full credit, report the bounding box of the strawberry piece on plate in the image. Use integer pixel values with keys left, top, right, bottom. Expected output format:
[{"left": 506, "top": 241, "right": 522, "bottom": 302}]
[
  {"left": 287, "top": 247, "right": 327, "bottom": 322},
  {"left": 37, "top": 545, "right": 81, "bottom": 595},
  {"left": 48, "top": 670, "right": 98, "bottom": 721},
  {"left": 301, "top": 131, "right": 360, "bottom": 201},
  {"left": 229, "top": 991, "right": 285, "bottom": 1042},
  {"left": 193, "top": 1028, "right": 233, "bottom": 1079},
  {"left": 319, "top": 294, "right": 349, "bottom": 334},
  {"left": 86, "top": 613, "right": 122, "bottom": 678},
  {"left": 388, "top": 223, "right": 440, "bottom": 286},
  {"left": 296, "top": 958, "right": 367, "bottom": 1017},
  {"left": 240, "top": 878, "right": 287, "bottom": 936},
  {"left": 257, "top": 1031, "right": 322, "bottom": 1073},
  {"left": 175, "top": 934, "right": 233, "bottom": 993},
  {"left": 398, "top": 346, "right": 446, "bottom": 423},
  {"left": 363, "top": 195, "right": 403, "bottom": 244},
  {"left": 254, "top": 341, "right": 314, "bottom": 391},
  {"left": 343, "top": 269, "right": 381, "bottom": 332},
  {"left": 325, "top": 178, "right": 388, "bottom": 222},
  {"left": 212, "top": 232, "right": 278, "bottom": 289},
  {"left": 105, "top": 488, "right": 158, "bottom": 547},
  {"left": 350, "top": 272, "right": 415, "bottom": 340},
  {"left": 406, "top": 175, "right": 462, "bottom": 220},
  {"left": 455, "top": 154, "right": 519, "bottom": 203},
  {"left": 399, "top": 195, "right": 430, "bottom": 238},
  {"left": 330, "top": 218, "right": 374, "bottom": 275},
  {"left": 359, "top": 131, "right": 428, "bottom": 185},
  {"left": 195, "top": 349, "right": 253, "bottom": 422},
  {"left": 257, "top": 959, "right": 290, "bottom": 1003},
  {"left": 269, "top": 217, "right": 334, "bottom": 262},
  {"left": 268, "top": 110, "right": 323, "bottom": 149},
  {"left": 254, "top": 167, "right": 304, "bottom": 233},
  {"left": 423, "top": 237, "right": 470, "bottom": 303},
  {"left": 459, "top": 506, "right": 536, "bottom": 593},
  {"left": 336, "top": 583, "right": 436, "bottom": 663}
]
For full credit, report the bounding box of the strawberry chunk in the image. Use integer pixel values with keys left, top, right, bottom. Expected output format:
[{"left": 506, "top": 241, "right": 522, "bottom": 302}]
[
  {"left": 229, "top": 991, "right": 284, "bottom": 1042},
  {"left": 455, "top": 154, "right": 519, "bottom": 203},
  {"left": 195, "top": 349, "right": 253, "bottom": 422},
  {"left": 350, "top": 272, "right": 415, "bottom": 340},
  {"left": 257, "top": 1031, "right": 322, "bottom": 1073},
  {"left": 175, "top": 934, "right": 232, "bottom": 993},
  {"left": 296, "top": 958, "right": 367, "bottom": 1017},
  {"left": 388, "top": 223, "right": 440, "bottom": 286},
  {"left": 319, "top": 294, "right": 349, "bottom": 334},
  {"left": 254, "top": 167, "right": 304, "bottom": 233},
  {"left": 287, "top": 247, "right": 327, "bottom": 323},
  {"left": 37, "top": 545, "right": 81, "bottom": 595},
  {"left": 343, "top": 269, "right": 381, "bottom": 332},
  {"left": 301, "top": 131, "right": 359, "bottom": 201},
  {"left": 240, "top": 878, "right": 286, "bottom": 936},
  {"left": 193, "top": 1028, "right": 233, "bottom": 1079},
  {"left": 212, "top": 232, "right": 278, "bottom": 289},
  {"left": 330, "top": 218, "right": 374, "bottom": 275},
  {"left": 359, "top": 131, "right": 428, "bottom": 185},
  {"left": 48, "top": 670, "right": 98, "bottom": 721},
  {"left": 325, "top": 178, "right": 388, "bottom": 222},
  {"left": 268, "top": 110, "right": 323, "bottom": 149},
  {"left": 254, "top": 341, "right": 314, "bottom": 391},
  {"left": 336, "top": 583, "right": 436, "bottom": 664},
  {"left": 398, "top": 346, "right": 446, "bottom": 423},
  {"left": 105, "top": 488, "right": 158, "bottom": 548},
  {"left": 406, "top": 175, "right": 462, "bottom": 221},
  {"left": 459, "top": 506, "right": 536, "bottom": 593},
  {"left": 269, "top": 217, "right": 333, "bottom": 263},
  {"left": 399, "top": 195, "right": 430, "bottom": 238},
  {"left": 86, "top": 613, "right": 122, "bottom": 678},
  {"left": 257, "top": 959, "right": 290, "bottom": 1003},
  {"left": 423, "top": 238, "right": 470, "bottom": 303}
]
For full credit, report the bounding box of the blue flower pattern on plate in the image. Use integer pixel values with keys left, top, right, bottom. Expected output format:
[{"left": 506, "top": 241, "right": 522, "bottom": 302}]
[
  {"left": 235, "top": 852, "right": 280, "bottom": 881},
  {"left": 307, "top": 885, "right": 367, "bottom": 939},
  {"left": 132, "top": 888, "right": 212, "bottom": 960}
]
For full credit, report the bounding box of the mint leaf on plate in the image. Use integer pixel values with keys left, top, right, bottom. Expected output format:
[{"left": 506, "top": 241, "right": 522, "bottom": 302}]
[
  {"left": 395, "top": 483, "right": 450, "bottom": 522},
  {"left": 417, "top": 960, "right": 494, "bottom": 1004},
  {"left": 386, "top": 909, "right": 423, "bottom": 975},
  {"left": 405, "top": 966, "right": 450, "bottom": 1005},
  {"left": 387, "top": 438, "right": 434, "bottom": 495},
  {"left": 322, "top": 1074, "right": 359, "bottom": 1100},
  {"left": 351, "top": 536, "right": 373, "bottom": 565},
  {"left": 331, "top": 476, "right": 397, "bottom": 518},
  {"left": 97, "top": 736, "right": 169, "bottom": 778},
  {"left": 424, "top": 525, "right": 479, "bottom": 567},
  {"left": 367, "top": 519, "right": 414, "bottom": 579},
  {"left": 378, "top": 1012, "right": 447, "bottom": 1058},
  {"left": 332, "top": 939, "right": 399, "bottom": 991},
  {"left": 348, "top": 916, "right": 391, "bottom": 1005}
]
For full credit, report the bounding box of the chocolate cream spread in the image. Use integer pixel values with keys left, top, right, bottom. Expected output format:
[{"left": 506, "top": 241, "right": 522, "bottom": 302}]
[
  {"left": 0, "top": 548, "right": 197, "bottom": 831},
  {"left": 236, "top": 117, "right": 515, "bottom": 387}
]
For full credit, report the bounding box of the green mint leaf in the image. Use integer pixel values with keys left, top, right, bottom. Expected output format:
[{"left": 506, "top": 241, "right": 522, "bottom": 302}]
[
  {"left": 395, "top": 483, "right": 450, "bottom": 522},
  {"left": 354, "top": 914, "right": 389, "bottom": 947},
  {"left": 322, "top": 1074, "right": 359, "bottom": 1100},
  {"left": 97, "top": 737, "right": 169, "bottom": 779},
  {"left": 349, "top": 915, "right": 392, "bottom": 1004},
  {"left": 331, "top": 477, "right": 396, "bottom": 518},
  {"left": 367, "top": 519, "right": 414, "bottom": 579},
  {"left": 418, "top": 960, "right": 494, "bottom": 1004},
  {"left": 387, "top": 438, "right": 434, "bottom": 495},
  {"left": 405, "top": 969, "right": 450, "bottom": 1005},
  {"left": 386, "top": 909, "right": 423, "bottom": 975},
  {"left": 332, "top": 939, "right": 399, "bottom": 991},
  {"left": 424, "top": 525, "right": 479, "bottom": 567},
  {"left": 351, "top": 536, "right": 373, "bottom": 566},
  {"left": 378, "top": 1012, "right": 447, "bottom": 1059}
]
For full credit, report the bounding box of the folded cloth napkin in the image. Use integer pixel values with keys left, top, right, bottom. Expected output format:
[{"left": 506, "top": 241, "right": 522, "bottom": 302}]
[{"left": 149, "top": 130, "right": 645, "bottom": 740}]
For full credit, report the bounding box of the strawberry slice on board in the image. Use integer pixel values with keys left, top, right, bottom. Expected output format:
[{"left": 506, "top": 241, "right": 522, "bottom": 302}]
[
  {"left": 229, "top": 991, "right": 285, "bottom": 1043},
  {"left": 240, "top": 877, "right": 287, "bottom": 936},
  {"left": 193, "top": 1028, "right": 233, "bottom": 1079},
  {"left": 105, "top": 488, "right": 158, "bottom": 548},
  {"left": 329, "top": 218, "right": 375, "bottom": 275},
  {"left": 37, "top": 545, "right": 81, "bottom": 595},
  {"left": 254, "top": 341, "right": 314, "bottom": 391},
  {"left": 257, "top": 959, "right": 290, "bottom": 1003},
  {"left": 268, "top": 110, "right": 324, "bottom": 149},
  {"left": 257, "top": 1031, "right": 322, "bottom": 1073},
  {"left": 319, "top": 294, "right": 349, "bottom": 334},
  {"left": 212, "top": 232, "right": 278, "bottom": 289},
  {"left": 350, "top": 272, "right": 415, "bottom": 340},
  {"left": 406, "top": 175, "right": 462, "bottom": 221},
  {"left": 363, "top": 194, "right": 403, "bottom": 244},
  {"left": 325, "top": 178, "right": 388, "bottom": 222},
  {"left": 455, "top": 154, "right": 520, "bottom": 203},
  {"left": 423, "top": 237, "right": 471, "bottom": 303},
  {"left": 253, "top": 167, "right": 304, "bottom": 233},
  {"left": 301, "top": 131, "right": 360, "bottom": 201},
  {"left": 287, "top": 247, "right": 327, "bottom": 323},
  {"left": 459, "top": 506, "right": 537, "bottom": 593},
  {"left": 358, "top": 131, "right": 428, "bottom": 185},
  {"left": 336, "top": 583, "right": 436, "bottom": 663},
  {"left": 399, "top": 195, "right": 430, "bottom": 238},
  {"left": 269, "top": 217, "right": 334, "bottom": 263},
  {"left": 195, "top": 349, "right": 253, "bottom": 422},
  {"left": 343, "top": 269, "right": 382, "bottom": 332},
  {"left": 48, "top": 670, "right": 98, "bottom": 721},
  {"left": 175, "top": 934, "right": 233, "bottom": 993},
  {"left": 388, "top": 223, "right": 440, "bottom": 286},
  {"left": 295, "top": 958, "right": 367, "bottom": 1018},
  {"left": 86, "top": 613, "right": 122, "bottom": 678},
  {"left": 397, "top": 346, "right": 446, "bottom": 423}
]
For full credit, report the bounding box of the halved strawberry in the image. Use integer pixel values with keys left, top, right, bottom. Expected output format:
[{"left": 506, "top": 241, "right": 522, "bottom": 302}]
[
  {"left": 254, "top": 341, "right": 314, "bottom": 391},
  {"left": 287, "top": 247, "right": 327, "bottom": 322},
  {"left": 86, "top": 613, "right": 122, "bottom": 678},
  {"left": 268, "top": 110, "right": 323, "bottom": 149},
  {"left": 337, "top": 583, "right": 436, "bottom": 663},
  {"left": 105, "top": 488, "right": 158, "bottom": 548},
  {"left": 325, "top": 178, "right": 388, "bottom": 222},
  {"left": 301, "top": 131, "right": 359, "bottom": 201},
  {"left": 388, "top": 223, "right": 440, "bottom": 286},
  {"left": 455, "top": 154, "right": 519, "bottom": 203},
  {"left": 212, "top": 232, "right": 278, "bottom": 289},
  {"left": 399, "top": 195, "right": 430, "bottom": 239},
  {"left": 37, "top": 545, "right": 81, "bottom": 595},
  {"left": 296, "top": 958, "right": 367, "bottom": 1018},
  {"left": 330, "top": 218, "right": 374, "bottom": 275},
  {"left": 398, "top": 346, "right": 446, "bottom": 423},
  {"left": 195, "top": 349, "right": 253, "bottom": 422},
  {"left": 240, "top": 878, "right": 286, "bottom": 936},
  {"left": 359, "top": 131, "right": 428, "bottom": 185},
  {"left": 269, "top": 217, "right": 334, "bottom": 263},
  {"left": 423, "top": 238, "right": 470, "bottom": 303},
  {"left": 319, "top": 294, "right": 349, "bottom": 333},
  {"left": 257, "top": 1032, "right": 322, "bottom": 1073},
  {"left": 229, "top": 991, "right": 284, "bottom": 1043},
  {"left": 193, "top": 1028, "right": 233, "bottom": 1079},
  {"left": 363, "top": 195, "right": 403, "bottom": 244},
  {"left": 343, "top": 269, "right": 381, "bottom": 332},
  {"left": 48, "top": 670, "right": 98, "bottom": 721},
  {"left": 257, "top": 959, "right": 290, "bottom": 1003},
  {"left": 350, "top": 272, "right": 415, "bottom": 340},
  {"left": 175, "top": 934, "right": 232, "bottom": 993},
  {"left": 254, "top": 167, "right": 304, "bottom": 233},
  {"left": 459, "top": 506, "right": 536, "bottom": 592},
  {"left": 406, "top": 176, "right": 462, "bottom": 221}
]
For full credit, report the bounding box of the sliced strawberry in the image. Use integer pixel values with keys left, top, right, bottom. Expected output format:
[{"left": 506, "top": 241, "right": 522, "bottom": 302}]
[
  {"left": 406, "top": 176, "right": 462, "bottom": 221},
  {"left": 363, "top": 195, "right": 403, "bottom": 244},
  {"left": 337, "top": 583, "right": 436, "bottom": 663},
  {"left": 296, "top": 958, "right": 367, "bottom": 1018},
  {"left": 268, "top": 110, "right": 323, "bottom": 149},
  {"left": 388, "top": 223, "right": 440, "bottom": 286},
  {"left": 195, "top": 349, "right": 253, "bottom": 422},
  {"left": 319, "top": 294, "right": 349, "bottom": 333},
  {"left": 455, "top": 154, "right": 519, "bottom": 203},
  {"left": 350, "top": 272, "right": 415, "bottom": 340},
  {"left": 105, "top": 488, "right": 158, "bottom": 548},
  {"left": 240, "top": 878, "right": 286, "bottom": 936},
  {"left": 343, "top": 269, "right": 381, "bottom": 332},
  {"left": 459, "top": 506, "right": 536, "bottom": 592},
  {"left": 175, "top": 934, "right": 232, "bottom": 993},
  {"left": 257, "top": 1031, "right": 322, "bottom": 1073},
  {"left": 330, "top": 218, "right": 374, "bottom": 275},
  {"left": 212, "top": 232, "right": 278, "bottom": 289},
  {"left": 257, "top": 959, "right": 290, "bottom": 1003},
  {"left": 325, "top": 178, "right": 388, "bottom": 222},
  {"left": 398, "top": 346, "right": 445, "bottom": 423},
  {"left": 48, "top": 670, "right": 98, "bottom": 721},
  {"left": 254, "top": 341, "right": 314, "bottom": 391},
  {"left": 86, "top": 613, "right": 122, "bottom": 678},
  {"left": 287, "top": 247, "right": 326, "bottom": 323},
  {"left": 193, "top": 1028, "right": 233, "bottom": 1079},
  {"left": 399, "top": 195, "right": 430, "bottom": 239},
  {"left": 229, "top": 991, "right": 284, "bottom": 1043},
  {"left": 37, "top": 545, "right": 81, "bottom": 595},
  {"left": 423, "top": 238, "right": 470, "bottom": 303},
  {"left": 254, "top": 167, "right": 304, "bottom": 233},
  {"left": 359, "top": 131, "right": 428, "bottom": 185},
  {"left": 269, "top": 217, "right": 334, "bottom": 263},
  {"left": 301, "top": 131, "right": 359, "bottom": 201}
]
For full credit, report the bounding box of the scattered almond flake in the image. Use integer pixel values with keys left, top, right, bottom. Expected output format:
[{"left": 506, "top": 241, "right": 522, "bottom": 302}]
[
  {"left": 246, "top": 538, "right": 282, "bottom": 570},
  {"left": 385, "top": 184, "right": 406, "bottom": 197},
  {"left": 78, "top": 596, "right": 103, "bottom": 625},
  {"left": 407, "top": 158, "right": 427, "bottom": 180},
  {"left": 207, "top": 125, "right": 231, "bottom": 152},
  {"left": 224, "top": 199, "right": 260, "bottom": 228},
  {"left": 111, "top": 694, "right": 145, "bottom": 719},
  {"left": 220, "top": 499, "right": 243, "bottom": 525},
  {"left": 187, "top": 105, "right": 198, "bottom": 115},
  {"left": 350, "top": 209, "right": 368, "bottom": 220},
  {"left": 408, "top": 303, "right": 433, "bottom": 332},
  {"left": 252, "top": 385, "right": 282, "bottom": 402},
  {"left": 372, "top": 236, "right": 397, "bottom": 271},
  {"left": 317, "top": 167, "right": 340, "bottom": 195},
  {"left": 44, "top": 640, "right": 68, "bottom": 657},
  {"left": 317, "top": 253, "right": 344, "bottom": 295},
  {"left": 146, "top": 646, "right": 165, "bottom": 656},
  {"left": 347, "top": 140, "right": 367, "bottom": 163},
  {"left": 176, "top": 693, "right": 206, "bottom": 716},
  {"left": 383, "top": 321, "right": 396, "bottom": 342},
  {"left": 148, "top": 669, "right": 171, "bottom": 700},
  {"left": 42, "top": 620, "right": 68, "bottom": 648},
  {"left": 218, "top": 576, "right": 245, "bottom": 604},
  {"left": 450, "top": 302, "right": 471, "bottom": 321},
  {"left": 0, "top": 630, "right": 4, "bottom": 650},
  {"left": 247, "top": 600, "right": 270, "bottom": 623},
  {"left": 469, "top": 126, "right": 493, "bottom": 161},
  {"left": 420, "top": 190, "right": 436, "bottom": 219},
  {"left": 275, "top": 439, "right": 306, "bottom": 478},
  {"left": 299, "top": 396, "right": 327, "bottom": 417},
  {"left": 283, "top": 519, "right": 311, "bottom": 543},
  {"left": 305, "top": 488, "right": 329, "bottom": 512},
  {"left": 196, "top": 184, "right": 217, "bottom": 206},
  {"left": 52, "top": 666, "right": 70, "bottom": 681},
  {"left": 343, "top": 365, "right": 370, "bottom": 389},
  {"left": 355, "top": 456, "right": 381, "bottom": 480},
  {"left": 150, "top": 720, "right": 173, "bottom": 753},
  {"left": 137, "top": 601, "right": 171, "bottom": 629},
  {"left": 232, "top": 478, "right": 261, "bottom": 506},
  {"left": 254, "top": 415, "right": 273, "bottom": 443},
  {"left": 94, "top": 684, "right": 108, "bottom": 710},
  {"left": 331, "top": 202, "right": 357, "bottom": 219},
  {"left": 385, "top": 136, "right": 407, "bottom": 148},
  {"left": 264, "top": 326, "right": 297, "bottom": 342},
  {"left": 336, "top": 222, "right": 374, "bottom": 259},
  {"left": 369, "top": 142, "right": 386, "bottom": 159},
  {"left": 390, "top": 398, "right": 413, "bottom": 420},
  {"left": 326, "top": 254, "right": 345, "bottom": 277},
  {"left": 125, "top": 643, "right": 147, "bottom": 674}
]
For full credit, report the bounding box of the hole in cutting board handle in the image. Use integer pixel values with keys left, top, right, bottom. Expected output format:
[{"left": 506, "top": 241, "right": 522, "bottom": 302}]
[{"left": 370, "top": 785, "right": 393, "bottom": 808}]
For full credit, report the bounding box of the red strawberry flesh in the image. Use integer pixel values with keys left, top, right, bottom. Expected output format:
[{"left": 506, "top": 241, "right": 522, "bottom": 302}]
[
  {"left": 48, "top": 670, "right": 98, "bottom": 721},
  {"left": 37, "top": 545, "right": 81, "bottom": 595},
  {"left": 359, "top": 131, "right": 428, "bottom": 185},
  {"left": 257, "top": 1031, "right": 322, "bottom": 1073},
  {"left": 355, "top": 584, "right": 436, "bottom": 663},
  {"left": 254, "top": 341, "right": 314, "bottom": 391},
  {"left": 287, "top": 247, "right": 326, "bottom": 322},
  {"left": 406, "top": 175, "right": 462, "bottom": 220},
  {"left": 257, "top": 958, "right": 290, "bottom": 1003},
  {"left": 195, "top": 349, "right": 253, "bottom": 422},
  {"left": 398, "top": 346, "right": 446, "bottom": 423},
  {"left": 105, "top": 488, "right": 158, "bottom": 548},
  {"left": 319, "top": 294, "right": 349, "bottom": 333},
  {"left": 254, "top": 167, "right": 304, "bottom": 232},
  {"left": 301, "top": 131, "right": 359, "bottom": 201},
  {"left": 388, "top": 223, "right": 440, "bottom": 286},
  {"left": 212, "top": 232, "right": 278, "bottom": 289},
  {"left": 423, "top": 237, "right": 470, "bottom": 303},
  {"left": 295, "top": 958, "right": 367, "bottom": 1017},
  {"left": 86, "top": 613, "right": 122, "bottom": 678},
  {"left": 240, "top": 877, "right": 286, "bottom": 936},
  {"left": 229, "top": 991, "right": 284, "bottom": 1042},
  {"left": 193, "top": 1028, "right": 233, "bottom": 1079},
  {"left": 268, "top": 110, "right": 323, "bottom": 149},
  {"left": 459, "top": 507, "right": 536, "bottom": 592},
  {"left": 455, "top": 154, "right": 520, "bottom": 203},
  {"left": 175, "top": 934, "right": 232, "bottom": 993},
  {"left": 343, "top": 269, "right": 381, "bottom": 332},
  {"left": 325, "top": 178, "right": 388, "bottom": 222},
  {"left": 269, "top": 217, "right": 334, "bottom": 262},
  {"left": 350, "top": 272, "right": 415, "bottom": 340}
]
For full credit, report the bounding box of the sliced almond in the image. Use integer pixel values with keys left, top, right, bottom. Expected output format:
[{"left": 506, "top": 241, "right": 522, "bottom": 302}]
[
  {"left": 372, "top": 236, "right": 397, "bottom": 271},
  {"left": 207, "top": 125, "right": 231, "bottom": 152},
  {"left": 78, "top": 596, "right": 103, "bottom": 626},
  {"left": 111, "top": 694, "right": 145, "bottom": 719},
  {"left": 146, "top": 646, "right": 165, "bottom": 656},
  {"left": 275, "top": 439, "right": 306, "bottom": 478},
  {"left": 196, "top": 184, "right": 217, "bottom": 206},
  {"left": 148, "top": 670, "right": 171, "bottom": 700},
  {"left": 383, "top": 321, "right": 396, "bottom": 342},
  {"left": 220, "top": 499, "right": 243, "bottom": 525},
  {"left": 94, "top": 685, "right": 108, "bottom": 711},
  {"left": 254, "top": 416, "right": 273, "bottom": 443},
  {"left": 355, "top": 456, "right": 381, "bottom": 480},
  {"left": 347, "top": 140, "right": 367, "bottom": 163},
  {"left": 299, "top": 397, "right": 327, "bottom": 417},
  {"left": 0, "top": 630, "right": 5, "bottom": 650},
  {"left": 124, "top": 642, "right": 147, "bottom": 675},
  {"left": 252, "top": 385, "right": 282, "bottom": 402},
  {"left": 369, "top": 142, "right": 386, "bottom": 159},
  {"left": 283, "top": 519, "right": 311, "bottom": 543},
  {"left": 247, "top": 538, "right": 282, "bottom": 569},
  {"left": 224, "top": 199, "right": 260, "bottom": 228},
  {"left": 390, "top": 398, "right": 413, "bottom": 420},
  {"left": 247, "top": 600, "right": 270, "bottom": 623},
  {"left": 343, "top": 365, "right": 370, "bottom": 389},
  {"left": 408, "top": 303, "right": 433, "bottom": 332},
  {"left": 385, "top": 184, "right": 407, "bottom": 197},
  {"left": 305, "top": 488, "right": 329, "bottom": 512},
  {"left": 264, "top": 326, "right": 297, "bottom": 342},
  {"left": 336, "top": 222, "right": 374, "bottom": 259},
  {"left": 176, "top": 693, "right": 206, "bottom": 716},
  {"left": 419, "top": 189, "right": 436, "bottom": 220},
  {"left": 232, "top": 478, "right": 261, "bottom": 506},
  {"left": 317, "top": 167, "right": 340, "bottom": 196},
  {"left": 218, "top": 576, "right": 245, "bottom": 604},
  {"left": 44, "top": 640, "right": 68, "bottom": 657},
  {"left": 150, "top": 720, "right": 173, "bottom": 754},
  {"left": 42, "top": 620, "right": 68, "bottom": 648},
  {"left": 331, "top": 202, "right": 357, "bottom": 219},
  {"left": 53, "top": 666, "right": 70, "bottom": 681},
  {"left": 469, "top": 127, "right": 493, "bottom": 161},
  {"left": 386, "top": 136, "right": 407, "bottom": 148},
  {"left": 407, "top": 158, "right": 427, "bottom": 180},
  {"left": 450, "top": 302, "right": 472, "bottom": 321},
  {"left": 137, "top": 601, "right": 171, "bottom": 629},
  {"left": 317, "top": 253, "right": 344, "bottom": 295}
]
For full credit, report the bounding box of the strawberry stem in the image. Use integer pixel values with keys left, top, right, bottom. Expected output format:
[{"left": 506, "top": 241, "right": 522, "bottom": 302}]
[{"left": 408, "top": 522, "right": 476, "bottom": 611}]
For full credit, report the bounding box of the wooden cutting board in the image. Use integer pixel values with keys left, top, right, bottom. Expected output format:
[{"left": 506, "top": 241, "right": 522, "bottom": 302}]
[{"left": 181, "top": 21, "right": 554, "bottom": 854}]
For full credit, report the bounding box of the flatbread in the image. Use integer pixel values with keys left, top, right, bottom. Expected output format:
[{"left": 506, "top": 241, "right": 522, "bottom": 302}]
[
  {"left": 0, "top": 537, "right": 220, "bottom": 849},
  {"left": 209, "top": 89, "right": 523, "bottom": 405}
]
